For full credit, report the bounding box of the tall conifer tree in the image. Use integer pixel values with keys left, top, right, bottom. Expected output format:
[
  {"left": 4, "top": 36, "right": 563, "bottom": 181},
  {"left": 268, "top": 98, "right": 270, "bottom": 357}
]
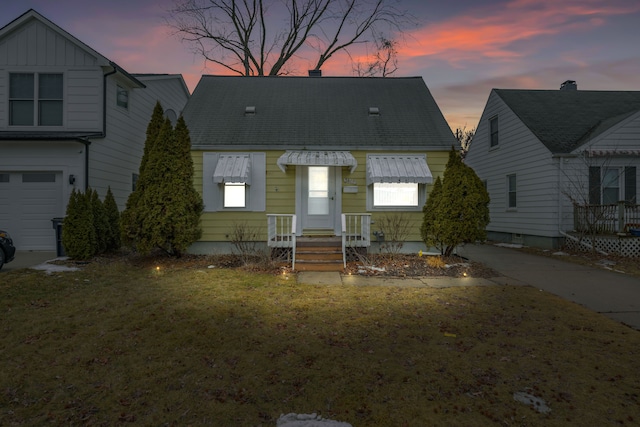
[
  {"left": 121, "top": 102, "right": 165, "bottom": 247},
  {"left": 422, "top": 148, "right": 490, "bottom": 256}
]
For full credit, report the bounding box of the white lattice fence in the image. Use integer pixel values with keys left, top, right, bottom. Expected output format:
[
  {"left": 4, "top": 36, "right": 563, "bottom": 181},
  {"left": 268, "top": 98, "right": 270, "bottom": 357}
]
[{"left": 565, "top": 234, "right": 640, "bottom": 257}]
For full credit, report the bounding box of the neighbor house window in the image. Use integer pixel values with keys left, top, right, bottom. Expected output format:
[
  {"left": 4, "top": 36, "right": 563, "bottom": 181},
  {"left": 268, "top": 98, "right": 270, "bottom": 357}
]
[
  {"left": 507, "top": 174, "right": 517, "bottom": 208},
  {"left": 373, "top": 182, "right": 419, "bottom": 207},
  {"left": 223, "top": 182, "right": 246, "bottom": 208},
  {"left": 9, "top": 73, "right": 63, "bottom": 126},
  {"left": 489, "top": 116, "right": 499, "bottom": 147},
  {"left": 602, "top": 168, "right": 620, "bottom": 204},
  {"left": 117, "top": 85, "right": 129, "bottom": 109},
  {"left": 590, "top": 166, "right": 637, "bottom": 204}
]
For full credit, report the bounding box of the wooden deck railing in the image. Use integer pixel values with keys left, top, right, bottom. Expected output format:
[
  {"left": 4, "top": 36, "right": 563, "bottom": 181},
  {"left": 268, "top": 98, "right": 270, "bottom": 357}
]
[
  {"left": 267, "top": 214, "right": 296, "bottom": 269},
  {"left": 573, "top": 202, "right": 640, "bottom": 234},
  {"left": 341, "top": 213, "right": 371, "bottom": 267}
]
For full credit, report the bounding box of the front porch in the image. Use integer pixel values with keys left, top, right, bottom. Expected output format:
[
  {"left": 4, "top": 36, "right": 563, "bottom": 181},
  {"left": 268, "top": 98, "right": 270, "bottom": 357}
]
[
  {"left": 267, "top": 213, "right": 371, "bottom": 271},
  {"left": 570, "top": 202, "right": 640, "bottom": 257}
]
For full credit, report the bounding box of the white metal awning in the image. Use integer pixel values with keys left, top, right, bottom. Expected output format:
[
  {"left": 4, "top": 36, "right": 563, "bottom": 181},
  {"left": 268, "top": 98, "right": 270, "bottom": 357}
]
[
  {"left": 213, "top": 154, "right": 251, "bottom": 184},
  {"left": 277, "top": 151, "right": 357, "bottom": 173},
  {"left": 367, "top": 154, "right": 433, "bottom": 184}
]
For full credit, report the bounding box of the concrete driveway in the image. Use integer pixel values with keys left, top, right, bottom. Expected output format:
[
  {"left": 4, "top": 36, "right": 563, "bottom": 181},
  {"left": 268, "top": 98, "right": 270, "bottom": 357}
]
[
  {"left": 1, "top": 251, "right": 58, "bottom": 272},
  {"left": 459, "top": 243, "right": 640, "bottom": 331}
]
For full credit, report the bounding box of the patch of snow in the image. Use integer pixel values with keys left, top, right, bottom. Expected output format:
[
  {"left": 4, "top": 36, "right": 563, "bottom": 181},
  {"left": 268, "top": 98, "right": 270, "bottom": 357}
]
[
  {"left": 513, "top": 391, "right": 551, "bottom": 414},
  {"left": 495, "top": 243, "right": 524, "bottom": 249},
  {"left": 552, "top": 251, "right": 569, "bottom": 256},
  {"left": 30, "top": 258, "right": 80, "bottom": 274},
  {"left": 277, "top": 413, "right": 352, "bottom": 427},
  {"left": 359, "top": 266, "right": 386, "bottom": 274},
  {"left": 445, "top": 262, "right": 470, "bottom": 269}
]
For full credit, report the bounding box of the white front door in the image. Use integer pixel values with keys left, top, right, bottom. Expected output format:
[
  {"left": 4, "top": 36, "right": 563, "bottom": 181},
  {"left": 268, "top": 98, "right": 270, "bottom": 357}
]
[{"left": 300, "top": 166, "right": 340, "bottom": 233}]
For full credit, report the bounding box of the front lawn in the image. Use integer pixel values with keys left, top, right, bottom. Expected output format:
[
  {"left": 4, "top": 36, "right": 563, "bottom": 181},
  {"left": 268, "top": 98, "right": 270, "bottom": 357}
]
[{"left": 1, "top": 257, "right": 639, "bottom": 426}]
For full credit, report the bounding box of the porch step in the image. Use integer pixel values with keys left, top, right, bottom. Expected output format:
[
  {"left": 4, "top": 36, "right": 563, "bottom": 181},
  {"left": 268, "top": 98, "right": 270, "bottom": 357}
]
[{"left": 295, "top": 236, "right": 344, "bottom": 272}]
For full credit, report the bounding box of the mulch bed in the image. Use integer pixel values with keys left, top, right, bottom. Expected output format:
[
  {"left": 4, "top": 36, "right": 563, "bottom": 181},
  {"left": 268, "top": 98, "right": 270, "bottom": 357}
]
[{"left": 53, "top": 250, "right": 500, "bottom": 279}]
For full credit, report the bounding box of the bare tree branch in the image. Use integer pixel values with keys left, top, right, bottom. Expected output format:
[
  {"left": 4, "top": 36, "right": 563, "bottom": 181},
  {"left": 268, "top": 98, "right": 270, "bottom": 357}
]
[{"left": 167, "top": 0, "right": 414, "bottom": 76}]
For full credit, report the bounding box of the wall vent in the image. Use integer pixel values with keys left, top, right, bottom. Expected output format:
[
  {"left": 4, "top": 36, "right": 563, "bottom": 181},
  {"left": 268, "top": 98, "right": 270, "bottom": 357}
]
[
  {"left": 368, "top": 107, "right": 380, "bottom": 116},
  {"left": 245, "top": 106, "right": 256, "bottom": 115}
]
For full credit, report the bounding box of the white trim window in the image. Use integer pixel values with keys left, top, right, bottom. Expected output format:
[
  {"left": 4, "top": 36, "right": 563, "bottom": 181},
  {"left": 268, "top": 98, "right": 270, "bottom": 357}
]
[
  {"left": 602, "top": 168, "right": 620, "bottom": 205},
  {"left": 9, "top": 72, "right": 63, "bottom": 126},
  {"left": 223, "top": 182, "right": 247, "bottom": 208},
  {"left": 202, "top": 152, "right": 266, "bottom": 212},
  {"left": 117, "top": 85, "right": 129, "bottom": 109},
  {"left": 366, "top": 154, "right": 432, "bottom": 211},
  {"left": 373, "top": 182, "right": 419, "bottom": 207}
]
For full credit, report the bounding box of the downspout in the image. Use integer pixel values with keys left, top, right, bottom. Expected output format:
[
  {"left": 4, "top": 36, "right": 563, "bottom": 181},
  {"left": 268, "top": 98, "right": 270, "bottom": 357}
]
[{"left": 78, "top": 65, "right": 116, "bottom": 191}]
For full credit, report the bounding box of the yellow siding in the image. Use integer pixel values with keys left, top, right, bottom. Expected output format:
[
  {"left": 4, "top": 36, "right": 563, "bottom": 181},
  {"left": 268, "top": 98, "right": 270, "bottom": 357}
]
[{"left": 192, "top": 149, "right": 449, "bottom": 242}]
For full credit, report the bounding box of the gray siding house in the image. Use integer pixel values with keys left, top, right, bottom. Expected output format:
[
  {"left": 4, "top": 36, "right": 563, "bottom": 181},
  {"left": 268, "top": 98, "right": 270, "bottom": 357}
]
[
  {"left": 465, "top": 82, "right": 640, "bottom": 249},
  {"left": 183, "top": 75, "right": 457, "bottom": 264},
  {"left": 0, "top": 10, "right": 190, "bottom": 250}
]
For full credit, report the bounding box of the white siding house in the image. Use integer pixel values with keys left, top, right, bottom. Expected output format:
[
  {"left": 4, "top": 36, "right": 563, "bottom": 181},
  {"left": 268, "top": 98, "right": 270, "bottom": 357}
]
[
  {"left": 466, "top": 82, "right": 640, "bottom": 249},
  {"left": 0, "top": 9, "right": 189, "bottom": 250}
]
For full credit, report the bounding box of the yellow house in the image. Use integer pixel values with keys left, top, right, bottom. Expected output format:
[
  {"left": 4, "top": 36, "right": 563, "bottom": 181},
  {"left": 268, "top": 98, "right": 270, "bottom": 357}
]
[{"left": 183, "top": 75, "right": 457, "bottom": 269}]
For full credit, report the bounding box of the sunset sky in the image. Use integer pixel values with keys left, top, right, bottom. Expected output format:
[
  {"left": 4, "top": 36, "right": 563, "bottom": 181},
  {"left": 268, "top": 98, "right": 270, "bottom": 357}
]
[{"left": 3, "top": 0, "right": 640, "bottom": 131}]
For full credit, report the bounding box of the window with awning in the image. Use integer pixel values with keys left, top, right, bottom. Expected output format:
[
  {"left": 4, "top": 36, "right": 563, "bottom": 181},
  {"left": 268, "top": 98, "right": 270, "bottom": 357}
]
[
  {"left": 366, "top": 154, "right": 432, "bottom": 209},
  {"left": 277, "top": 150, "right": 357, "bottom": 173}
]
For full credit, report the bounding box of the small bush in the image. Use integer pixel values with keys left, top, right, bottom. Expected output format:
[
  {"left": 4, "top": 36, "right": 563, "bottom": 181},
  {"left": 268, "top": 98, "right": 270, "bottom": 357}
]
[
  {"left": 426, "top": 255, "right": 446, "bottom": 269},
  {"left": 377, "top": 213, "right": 413, "bottom": 257},
  {"left": 230, "top": 222, "right": 262, "bottom": 265},
  {"left": 62, "top": 189, "right": 96, "bottom": 260}
]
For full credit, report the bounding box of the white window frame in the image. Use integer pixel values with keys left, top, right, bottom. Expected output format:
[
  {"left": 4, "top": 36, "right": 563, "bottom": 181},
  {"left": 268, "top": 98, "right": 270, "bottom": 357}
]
[
  {"left": 9, "top": 72, "right": 63, "bottom": 126},
  {"left": 367, "top": 182, "right": 426, "bottom": 211},
  {"left": 602, "top": 167, "right": 621, "bottom": 205},
  {"left": 202, "top": 152, "right": 266, "bottom": 212},
  {"left": 117, "top": 85, "right": 129, "bottom": 109},
  {"left": 223, "top": 182, "right": 247, "bottom": 208},
  {"left": 373, "top": 182, "right": 419, "bottom": 207}
]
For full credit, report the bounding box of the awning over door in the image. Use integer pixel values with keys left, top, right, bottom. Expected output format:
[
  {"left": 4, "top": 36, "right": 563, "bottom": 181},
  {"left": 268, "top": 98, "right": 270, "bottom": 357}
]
[
  {"left": 277, "top": 151, "right": 357, "bottom": 173},
  {"left": 366, "top": 154, "right": 433, "bottom": 185},
  {"left": 213, "top": 154, "right": 251, "bottom": 184}
]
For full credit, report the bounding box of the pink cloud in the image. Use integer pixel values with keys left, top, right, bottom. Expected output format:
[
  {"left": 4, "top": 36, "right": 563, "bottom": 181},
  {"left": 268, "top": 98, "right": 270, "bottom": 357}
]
[{"left": 398, "top": 0, "right": 640, "bottom": 66}]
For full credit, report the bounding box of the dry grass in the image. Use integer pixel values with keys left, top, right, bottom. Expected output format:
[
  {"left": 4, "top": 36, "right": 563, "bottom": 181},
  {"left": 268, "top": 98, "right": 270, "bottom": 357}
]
[{"left": 1, "top": 257, "right": 639, "bottom": 426}]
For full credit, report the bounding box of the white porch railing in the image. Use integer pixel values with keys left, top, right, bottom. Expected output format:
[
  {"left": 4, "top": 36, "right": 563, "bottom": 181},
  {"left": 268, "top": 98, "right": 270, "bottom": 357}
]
[
  {"left": 341, "top": 213, "right": 371, "bottom": 267},
  {"left": 267, "top": 214, "right": 297, "bottom": 269}
]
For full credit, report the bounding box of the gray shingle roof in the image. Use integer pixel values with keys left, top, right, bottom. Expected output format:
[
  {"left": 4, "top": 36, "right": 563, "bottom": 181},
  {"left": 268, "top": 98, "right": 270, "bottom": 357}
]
[
  {"left": 183, "top": 76, "right": 456, "bottom": 150},
  {"left": 495, "top": 89, "right": 640, "bottom": 154}
]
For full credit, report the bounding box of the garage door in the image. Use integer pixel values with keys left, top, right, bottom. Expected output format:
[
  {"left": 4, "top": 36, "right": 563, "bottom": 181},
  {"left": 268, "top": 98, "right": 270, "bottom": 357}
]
[{"left": 0, "top": 171, "right": 63, "bottom": 250}]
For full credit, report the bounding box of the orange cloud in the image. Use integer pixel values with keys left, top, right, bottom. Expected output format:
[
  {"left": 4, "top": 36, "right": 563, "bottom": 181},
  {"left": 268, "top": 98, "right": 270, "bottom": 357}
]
[{"left": 398, "top": 0, "right": 640, "bottom": 65}]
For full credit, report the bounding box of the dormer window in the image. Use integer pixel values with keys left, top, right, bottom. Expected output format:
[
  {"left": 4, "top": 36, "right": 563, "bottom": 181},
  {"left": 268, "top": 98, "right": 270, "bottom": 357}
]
[
  {"left": 117, "top": 85, "right": 129, "bottom": 109},
  {"left": 9, "top": 73, "right": 63, "bottom": 126}
]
